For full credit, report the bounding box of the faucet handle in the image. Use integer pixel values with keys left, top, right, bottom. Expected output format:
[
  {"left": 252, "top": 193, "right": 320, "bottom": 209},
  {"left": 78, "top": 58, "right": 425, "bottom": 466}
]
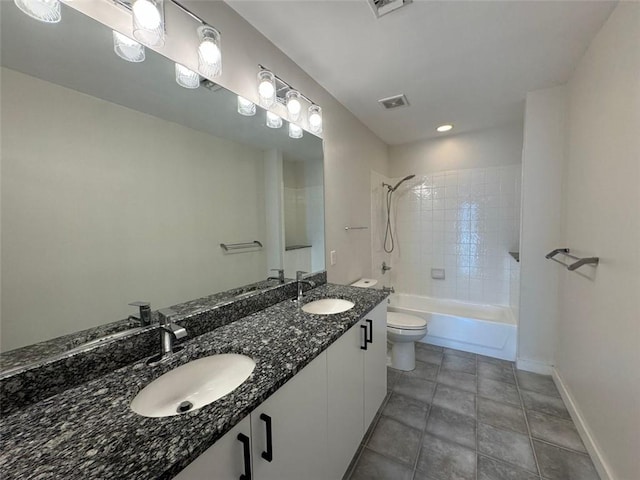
[
  {"left": 128, "top": 301, "right": 150, "bottom": 308},
  {"left": 128, "top": 301, "right": 152, "bottom": 326},
  {"left": 158, "top": 308, "right": 177, "bottom": 325},
  {"left": 270, "top": 268, "right": 285, "bottom": 283}
]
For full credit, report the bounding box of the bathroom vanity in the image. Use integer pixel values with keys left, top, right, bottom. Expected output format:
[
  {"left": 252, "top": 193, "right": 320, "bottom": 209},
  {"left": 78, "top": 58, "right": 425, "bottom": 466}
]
[{"left": 0, "top": 282, "right": 388, "bottom": 480}]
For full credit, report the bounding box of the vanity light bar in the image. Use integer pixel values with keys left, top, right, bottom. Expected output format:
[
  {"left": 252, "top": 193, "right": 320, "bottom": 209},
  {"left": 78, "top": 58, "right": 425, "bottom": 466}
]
[
  {"left": 257, "top": 64, "right": 322, "bottom": 137},
  {"left": 110, "top": 0, "right": 222, "bottom": 79},
  {"left": 257, "top": 65, "right": 316, "bottom": 107}
]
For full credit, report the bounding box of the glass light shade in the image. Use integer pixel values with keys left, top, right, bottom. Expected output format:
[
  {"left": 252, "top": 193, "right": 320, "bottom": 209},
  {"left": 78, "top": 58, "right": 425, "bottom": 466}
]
[
  {"left": 198, "top": 25, "right": 221, "bottom": 78},
  {"left": 113, "top": 31, "right": 145, "bottom": 63},
  {"left": 237, "top": 96, "right": 256, "bottom": 116},
  {"left": 286, "top": 90, "right": 302, "bottom": 122},
  {"left": 288, "top": 123, "right": 303, "bottom": 139},
  {"left": 266, "top": 111, "right": 283, "bottom": 129},
  {"left": 436, "top": 124, "right": 454, "bottom": 132},
  {"left": 14, "top": 0, "right": 61, "bottom": 23},
  {"left": 308, "top": 105, "right": 323, "bottom": 134},
  {"left": 257, "top": 70, "right": 276, "bottom": 108},
  {"left": 175, "top": 63, "right": 199, "bottom": 89},
  {"left": 132, "top": 0, "right": 164, "bottom": 46}
]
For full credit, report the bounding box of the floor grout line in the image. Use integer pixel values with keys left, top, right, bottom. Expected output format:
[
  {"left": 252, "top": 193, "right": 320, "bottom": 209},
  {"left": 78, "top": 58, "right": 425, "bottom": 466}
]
[
  {"left": 410, "top": 348, "right": 443, "bottom": 479},
  {"left": 513, "top": 363, "right": 544, "bottom": 479}
]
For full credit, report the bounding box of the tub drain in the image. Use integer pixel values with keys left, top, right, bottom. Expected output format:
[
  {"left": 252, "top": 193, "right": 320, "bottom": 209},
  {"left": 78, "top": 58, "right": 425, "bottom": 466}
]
[{"left": 177, "top": 401, "right": 193, "bottom": 413}]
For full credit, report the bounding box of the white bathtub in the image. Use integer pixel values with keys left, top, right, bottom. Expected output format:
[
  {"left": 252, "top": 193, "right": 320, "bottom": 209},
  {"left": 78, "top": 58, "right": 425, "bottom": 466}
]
[{"left": 387, "top": 294, "right": 517, "bottom": 361}]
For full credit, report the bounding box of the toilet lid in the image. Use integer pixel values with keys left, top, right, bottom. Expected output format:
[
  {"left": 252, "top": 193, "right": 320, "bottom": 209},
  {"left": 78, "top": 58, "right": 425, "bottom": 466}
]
[{"left": 387, "top": 312, "right": 427, "bottom": 330}]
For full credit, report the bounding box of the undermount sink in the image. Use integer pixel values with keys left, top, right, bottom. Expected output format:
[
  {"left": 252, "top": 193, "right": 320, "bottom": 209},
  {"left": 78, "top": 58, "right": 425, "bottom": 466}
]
[
  {"left": 130, "top": 354, "right": 256, "bottom": 418},
  {"left": 301, "top": 298, "right": 355, "bottom": 315}
]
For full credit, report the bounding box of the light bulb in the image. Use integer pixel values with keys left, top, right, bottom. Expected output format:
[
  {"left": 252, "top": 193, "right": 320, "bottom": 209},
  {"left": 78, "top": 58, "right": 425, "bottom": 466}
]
[
  {"left": 175, "top": 63, "right": 199, "bottom": 89},
  {"left": 113, "top": 31, "right": 145, "bottom": 63},
  {"left": 198, "top": 26, "right": 221, "bottom": 78},
  {"left": 259, "top": 81, "right": 275, "bottom": 98},
  {"left": 266, "top": 111, "right": 283, "bottom": 129},
  {"left": 308, "top": 105, "right": 322, "bottom": 134},
  {"left": 289, "top": 123, "right": 303, "bottom": 139},
  {"left": 14, "top": 0, "right": 61, "bottom": 23},
  {"left": 237, "top": 96, "right": 256, "bottom": 116},
  {"left": 286, "top": 90, "right": 302, "bottom": 121},
  {"left": 436, "top": 124, "right": 453, "bottom": 133},
  {"left": 257, "top": 70, "right": 276, "bottom": 108},
  {"left": 132, "top": 0, "right": 164, "bottom": 46}
]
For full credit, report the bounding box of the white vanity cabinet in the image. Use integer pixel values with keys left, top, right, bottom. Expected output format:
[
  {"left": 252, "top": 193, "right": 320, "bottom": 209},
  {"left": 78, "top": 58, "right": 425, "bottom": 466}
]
[
  {"left": 174, "top": 352, "right": 328, "bottom": 480},
  {"left": 173, "top": 416, "right": 252, "bottom": 480},
  {"left": 363, "top": 302, "right": 388, "bottom": 427},
  {"left": 327, "top": 301, "right": 387, "bottom": 479},
  {"left": 251, "top": 351, "right": 328, "bottom": 480}
]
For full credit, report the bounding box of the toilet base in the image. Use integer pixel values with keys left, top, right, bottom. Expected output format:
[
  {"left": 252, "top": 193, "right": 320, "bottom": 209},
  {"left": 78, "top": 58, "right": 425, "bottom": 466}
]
[{"left": 390, "top": 341, "right": 416, "bottom": 371}]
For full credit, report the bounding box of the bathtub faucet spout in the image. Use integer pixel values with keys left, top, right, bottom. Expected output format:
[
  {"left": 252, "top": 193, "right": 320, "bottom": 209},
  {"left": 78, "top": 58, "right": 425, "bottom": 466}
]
[{"left": 382, "top": 285, "right": 395, "bottom": 294}]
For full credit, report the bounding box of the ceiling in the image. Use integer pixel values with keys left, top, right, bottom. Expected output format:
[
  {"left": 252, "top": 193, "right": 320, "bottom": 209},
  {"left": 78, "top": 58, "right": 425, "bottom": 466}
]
[{"left": 227, "top": 0, "right": 617, "bottom": 145}]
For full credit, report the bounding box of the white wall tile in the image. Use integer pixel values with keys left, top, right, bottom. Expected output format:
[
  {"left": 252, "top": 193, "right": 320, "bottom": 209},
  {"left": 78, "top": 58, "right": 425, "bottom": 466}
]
[{"left": 372, "top": 165, "right": 521, "bottom": 305}]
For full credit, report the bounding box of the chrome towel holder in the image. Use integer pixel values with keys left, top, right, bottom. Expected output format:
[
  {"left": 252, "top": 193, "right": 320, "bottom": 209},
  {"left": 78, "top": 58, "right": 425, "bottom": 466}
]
[
  {"left": 545, "top": 248, "right": 599, "bottom": 271},
  {"left": 220, "top": 240, "right": 263, "bottom": 252}
]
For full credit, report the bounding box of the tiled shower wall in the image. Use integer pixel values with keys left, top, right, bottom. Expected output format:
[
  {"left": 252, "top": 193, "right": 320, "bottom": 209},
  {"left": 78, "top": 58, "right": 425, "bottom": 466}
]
[{"left": 372, "top": 165, "right": 521, "bottom": 305}]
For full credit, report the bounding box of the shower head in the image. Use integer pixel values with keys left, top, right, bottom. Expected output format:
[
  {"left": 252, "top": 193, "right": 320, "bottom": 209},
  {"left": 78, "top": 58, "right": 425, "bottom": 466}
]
[{"left": 390, "top": 174, "right": 416, "bottom": 192}]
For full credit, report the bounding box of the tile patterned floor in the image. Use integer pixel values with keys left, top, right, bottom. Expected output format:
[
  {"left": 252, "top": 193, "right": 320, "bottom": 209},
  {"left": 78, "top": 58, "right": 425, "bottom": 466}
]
[{"left": 345, "top": 344, "right": 600, "bottom": 480}]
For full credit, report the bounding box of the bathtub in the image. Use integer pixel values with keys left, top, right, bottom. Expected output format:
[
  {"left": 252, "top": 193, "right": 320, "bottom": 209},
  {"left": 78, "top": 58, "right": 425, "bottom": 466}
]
[{"left": 387, "top": 294, "right": 517, "bottom": 361}]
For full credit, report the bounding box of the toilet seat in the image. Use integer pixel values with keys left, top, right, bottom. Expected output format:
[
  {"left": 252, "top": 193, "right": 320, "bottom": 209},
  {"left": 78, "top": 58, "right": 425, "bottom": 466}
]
[{"left": 387, "top": 312, "right": 427, "bottom": 330}]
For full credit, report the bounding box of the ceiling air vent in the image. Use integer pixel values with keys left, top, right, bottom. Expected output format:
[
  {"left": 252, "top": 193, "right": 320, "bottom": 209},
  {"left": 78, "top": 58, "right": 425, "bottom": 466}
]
[
  {"left": 378, "top": 94, "right": 409, "bottom": 110},
  {"left": 368, "top": 0, "right": 413, "bottom": 18}
]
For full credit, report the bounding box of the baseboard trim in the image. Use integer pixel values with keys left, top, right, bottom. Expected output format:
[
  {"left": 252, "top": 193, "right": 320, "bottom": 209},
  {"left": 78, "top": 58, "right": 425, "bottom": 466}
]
[
  {"left": 516, "top": 358, "right": 553, "bottom": 375},
  {"left": 552, "top": 368, "right": 614, "bottom": 480}
]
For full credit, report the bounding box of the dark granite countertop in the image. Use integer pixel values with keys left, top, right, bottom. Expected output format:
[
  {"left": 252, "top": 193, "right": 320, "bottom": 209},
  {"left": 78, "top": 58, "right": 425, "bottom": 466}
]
[{"left": 0, "top": 283, "right": 387, "bottom": 480}]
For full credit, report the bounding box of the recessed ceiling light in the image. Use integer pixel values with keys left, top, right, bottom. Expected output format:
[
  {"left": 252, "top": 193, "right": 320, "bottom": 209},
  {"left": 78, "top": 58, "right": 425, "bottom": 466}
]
[{"left": 436, "top": 124, "right": 453, "bottom": 133}]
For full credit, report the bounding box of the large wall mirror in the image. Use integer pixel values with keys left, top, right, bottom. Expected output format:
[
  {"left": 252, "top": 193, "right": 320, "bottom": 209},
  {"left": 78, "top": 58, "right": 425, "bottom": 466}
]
[{"left": 0, "top": 2, "right": 325, "bottom": 354}]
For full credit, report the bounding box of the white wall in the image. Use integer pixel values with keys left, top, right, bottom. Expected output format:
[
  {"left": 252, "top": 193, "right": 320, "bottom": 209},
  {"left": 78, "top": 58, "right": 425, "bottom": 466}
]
[
  {"left": 1, "top": 68, "right": 267, "bottom": 351},
  {"left": 65, "top": 0, "right": 389, "bottom": 285},
  {"left": 556, "top": 3, "right": 640, "bottom": 479},
  {"left": 389, "top": 123, "right": 523, "bottom": 177},
  {"left": 518, "top": 85, "right": 567, "bottom": 372}
]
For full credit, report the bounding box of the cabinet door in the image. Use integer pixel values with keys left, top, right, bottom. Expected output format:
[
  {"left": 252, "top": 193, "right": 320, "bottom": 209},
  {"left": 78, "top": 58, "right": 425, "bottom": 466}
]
[
  {"left": 173, "top": 416, "right": 252, "bottom": 480},
  {"left": 251, "top": 351, "right": 328, "bottom": 480},
  {"left": 363, "top": 302, "right": 388, "bottom": 429},
  {"left": 327, "top": 322, "right": 365, "bottom": 479}
]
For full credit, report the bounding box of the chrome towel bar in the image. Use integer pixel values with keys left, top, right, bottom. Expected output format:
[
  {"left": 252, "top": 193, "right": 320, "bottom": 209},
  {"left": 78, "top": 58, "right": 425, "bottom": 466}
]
[
  {"left": 220, "top": 240, "right": 263, "bottom": 252},
  {"left": 344, "top": 226, "right": 369, "bottom": 231},
  {"left": 545, "top": 248, "right": 599, "bottom": 271}
]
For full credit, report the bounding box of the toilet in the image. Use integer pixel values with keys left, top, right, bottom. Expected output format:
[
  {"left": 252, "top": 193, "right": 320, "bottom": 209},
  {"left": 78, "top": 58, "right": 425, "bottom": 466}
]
[{"left": 351, "top": 279, "right": 428, "bottom": 371}]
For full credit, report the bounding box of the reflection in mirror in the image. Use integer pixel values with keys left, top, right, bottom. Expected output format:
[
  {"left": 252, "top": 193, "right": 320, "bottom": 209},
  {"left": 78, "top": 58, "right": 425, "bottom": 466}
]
[{"left": 0, "top": 2, "right": 324, "bottom": 357}]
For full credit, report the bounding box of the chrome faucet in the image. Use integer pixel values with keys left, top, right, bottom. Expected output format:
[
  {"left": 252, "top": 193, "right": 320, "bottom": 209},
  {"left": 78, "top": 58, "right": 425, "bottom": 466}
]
[
  {"left": 268, "top": 268, "right": 285, "bottom": 284},
  {"left": 128, "top": 301, "right": 152, "bottom": 326},
  {"left": 148, "top": 308, "right": 188, "bottom": 365},
  {"left": 296, "top": 271, "right": 315, "bottom": 304},
  {"left": 381, "top": 262, "right": 392, "bottom": 275},
  {"left": 382, "top": 285, "right": 395, "bottom": 294}
]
